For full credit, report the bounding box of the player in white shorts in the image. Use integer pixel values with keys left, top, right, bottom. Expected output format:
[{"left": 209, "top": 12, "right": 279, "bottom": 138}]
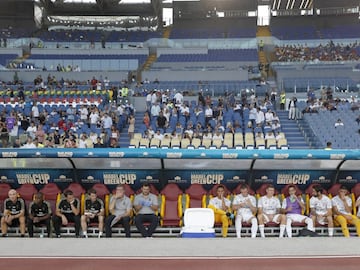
[
  {"left": 257, "top": 184, "right": 286, "bottom": 238},
  {"left": 232, "top": 184, "right": 258, "bottom": 238},
  {"left": 309, "top": 185, "right": 334, "bottom": 236},
  {"left": 281, "top": 185, "right": 314, "bottom": 238}
]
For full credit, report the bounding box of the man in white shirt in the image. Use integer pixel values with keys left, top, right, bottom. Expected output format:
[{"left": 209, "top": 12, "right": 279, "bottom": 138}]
[
  {"left": 208, "top": 185, "right": 232, "bottom": 238},
  {"left": 232, "top": 184, "right": 258, "bottom": 238},
  {"left": 102, "top": 113, "right": 113, "bottom": 130},
  {"left": 79, "top": 105, "right": 89, "bottom": 123},
  {"left": 255, "top": 107, "right": 265, "bottom": 127},
  {"left": 174, "top": 91, "right": 183, "bottom": 104},
  {"left": 332, "top": 185, "right": 360, "bottom": 237},
  {"left": 31, "top": 102, "right": 39, "bottom": 120},
  {"left": 257, "top": 184, "right": 286, "bottom": 238},
  {"left": 310, "top": 185, "right": 334, "bottom": 236}
]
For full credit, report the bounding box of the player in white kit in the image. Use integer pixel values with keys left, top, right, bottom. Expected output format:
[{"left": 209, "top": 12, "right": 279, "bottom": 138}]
[
  {"left": 309, "top": 185, "right": 334, "bottom": 237},
  {"left": 232, "top": 184, "right": 258, "bottom": 238},
  {"left": 257, "top": 184, "right": 286, "bottom": 238}
]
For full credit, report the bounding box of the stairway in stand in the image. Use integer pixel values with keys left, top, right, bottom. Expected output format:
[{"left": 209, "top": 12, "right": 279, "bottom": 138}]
[
  {"left": 162, "top": 26, "right": 172, "bottom": 39},
  {"left": 118, "top": 111, "right": 145, "bottom": 148},
  {"left": 276, "top": 111, "right": 310, "bottom": 149}
]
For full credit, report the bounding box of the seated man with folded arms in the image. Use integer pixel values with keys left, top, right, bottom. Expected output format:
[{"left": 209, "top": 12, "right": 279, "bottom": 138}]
[{"left": 105, "top": 184, "right": 132, "bottom": 238}]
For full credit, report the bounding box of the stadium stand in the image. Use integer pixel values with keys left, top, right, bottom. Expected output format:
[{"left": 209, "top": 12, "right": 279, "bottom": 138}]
[{"left": 1, "top": 0, "right": 360, "bottom": 240}]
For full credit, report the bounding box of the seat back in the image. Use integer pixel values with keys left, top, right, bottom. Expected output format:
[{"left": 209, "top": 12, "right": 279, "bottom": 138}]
[
  {"left": 305, "top": 183, "right": 328, "bottom": 215},
  {"left": 232, "top": 183, "right": 255, "bottom": 196},
  {"left": 0, "top": 183, "right": 11, "bottom": 214},
  {"left": 135, "top": 183, "right": 159, "bottom": 196},
  {"left": 327, "top": 183, "right": 344, "bottom": 198},
  {"left": 185, "top": 184, "right": 208, "bottom": 208},
  {"left": 66, "top": 183, "right": 86, "bottom": 214},
  {"left": 39, "top": 183, "right": 62, "bottom": 213},
  {"left": 208, "top": 184, "right": 231, "bottom": 201},
  {"left": 160, "top": 183, "right": 183, "bottom": 226},
  {"left": 256, "top": 183, "right": 279, "bottom": 198},
  {"left": 92, "top": 183, "right": 110, "bottom": 216},
  {"left": 16, "top": 184, "right": 38, "bottom": 209},
  {"left": 281, "top": 184, "right": 302, "bottom": 198}
]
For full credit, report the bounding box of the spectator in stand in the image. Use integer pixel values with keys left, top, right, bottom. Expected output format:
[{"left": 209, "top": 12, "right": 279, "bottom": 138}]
[
  {"left": 128, "top": 115, "right": 135, "bottom": 139},
  {"left": 94, "top": 137, "right": 104, "bottom": 148},
  {"left": 288, "top": 97, "right": 297, "bottom": 120},
  {"left": 110, "top": 125, "right": 120, "bottom": 144},
  {"left": 156, "top": 111, "right": 167, "bottom": 132},
  {"left": 143, "top": 111, "right": 150, "bottom": 129},
  {"left": 0, "top": 122, "right": 9, "bottom": 147},
  {"left": 26, "top": 121, "right": 37, "bottom": 139},
  {"left": 334, "top": 118, "right": 344, "bottom": 128}
]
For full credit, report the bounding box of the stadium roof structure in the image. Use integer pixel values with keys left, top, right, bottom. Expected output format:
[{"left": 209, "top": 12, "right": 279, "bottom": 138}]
[{"left": 39, "top": 0, "right": 160, "bottom": 17}]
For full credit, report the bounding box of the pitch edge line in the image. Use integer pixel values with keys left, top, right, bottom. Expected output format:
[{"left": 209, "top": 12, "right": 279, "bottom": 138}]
[{"left": 1, "top": 256, "right": 360, "bottom": 260}]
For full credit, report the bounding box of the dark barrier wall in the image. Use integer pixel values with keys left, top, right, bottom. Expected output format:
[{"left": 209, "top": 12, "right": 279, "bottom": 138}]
[{"left": 0, "top": 148, "right": 359, "bottom": 193}]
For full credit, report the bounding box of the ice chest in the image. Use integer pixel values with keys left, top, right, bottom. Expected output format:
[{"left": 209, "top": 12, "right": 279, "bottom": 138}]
[{"left": 180, "top": 208, "right": 215, "bottom": 238}]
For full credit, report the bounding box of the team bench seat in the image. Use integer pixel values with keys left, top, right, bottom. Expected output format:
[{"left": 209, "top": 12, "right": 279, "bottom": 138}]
[{"left": 3, "top": 226, "right": 356, "bottom": 238}]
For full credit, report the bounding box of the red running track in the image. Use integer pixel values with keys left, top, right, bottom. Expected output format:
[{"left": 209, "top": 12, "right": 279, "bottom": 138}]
[{"left": 0, "top": 257, "right": 359, "bottom": 270}]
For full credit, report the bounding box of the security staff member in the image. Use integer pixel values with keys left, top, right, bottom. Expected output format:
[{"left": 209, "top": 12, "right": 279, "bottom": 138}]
[
  {"left": 52, "top": 189, "right": 81, "bottom": 238},
  {"left": 27, "top": 192, "right": 52, "bottom": 237}
]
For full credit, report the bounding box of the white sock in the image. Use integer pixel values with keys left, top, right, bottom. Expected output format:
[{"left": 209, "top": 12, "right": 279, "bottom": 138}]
[
  {"left": 259, "top": 225, "right": 265, "bottom": 238},
  {"left": 279, "top": 224, "right": 286, "bottom": 238},
  {"left": 251, "top": 218, "right": 258, "bottom": 238},
  {"left": 328, "top": 228, "right": 334, "bottom": 237},
  {"left": 286, "top": 218, "right": 292, "bottom": 238},
  {"left": 235, "top": 216, "right": 242, "bottom": 238},
  {"left": 305, "top": 218, "right": 315, "bottom": 232}
]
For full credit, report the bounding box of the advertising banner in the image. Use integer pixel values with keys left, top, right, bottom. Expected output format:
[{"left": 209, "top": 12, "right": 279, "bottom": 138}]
[
  {"left": 0, "top": 169, "right": 74, "bottom": 190},
  {"left": 250, "top": 170, "right": 336, "bottom": 192},
  {"left": 76, "top": 170, "right": 161, "bottom": 192},
  {"left": 164, "top": 170, "right": 249, "bottom": 191}
]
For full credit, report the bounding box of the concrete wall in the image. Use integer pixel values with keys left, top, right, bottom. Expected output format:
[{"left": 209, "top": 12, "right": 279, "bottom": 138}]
[
  {"left": 142, "top": 69, "right": 248, "bottom": 82},
  {"left": 30, "top": 48, "right": 149, "bottom": 56},
  {"left": 151, "top": 61, "right": 258, "bottom": 70},
  {"left": 156, "top": 48, "right": 208, "bottom": 56},
  {"left": 0, "top": 70, "right": 130, "bottom": 83}
]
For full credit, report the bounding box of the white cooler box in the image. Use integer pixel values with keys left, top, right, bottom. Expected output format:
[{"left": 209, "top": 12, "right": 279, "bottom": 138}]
[{"left": 180, "top": 208, "right": 216, "bottom": 238}]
